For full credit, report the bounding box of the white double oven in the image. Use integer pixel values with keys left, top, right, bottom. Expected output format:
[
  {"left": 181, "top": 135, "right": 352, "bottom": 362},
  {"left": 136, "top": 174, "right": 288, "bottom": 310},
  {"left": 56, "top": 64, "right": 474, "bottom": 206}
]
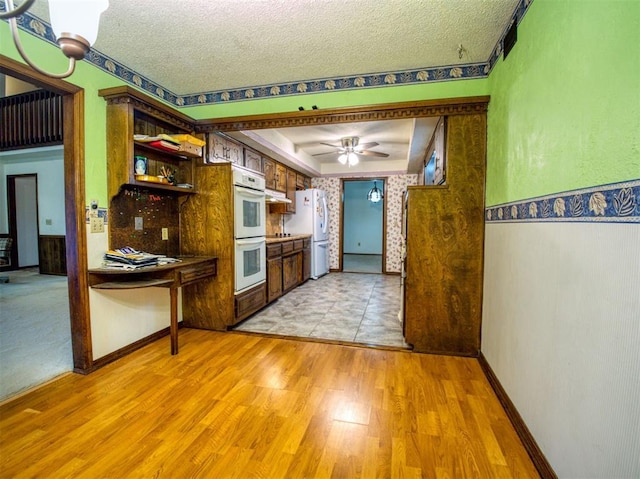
[{"left": 233, "top": 167, "right": 266, "bottom": 293}]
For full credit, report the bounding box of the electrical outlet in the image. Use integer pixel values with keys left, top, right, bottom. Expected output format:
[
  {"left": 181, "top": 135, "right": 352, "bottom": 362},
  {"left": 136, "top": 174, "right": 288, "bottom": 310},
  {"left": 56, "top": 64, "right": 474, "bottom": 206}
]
[
  {"left": 90, "top": 217, "right": 104, "bottom": 233},
  {"left": 162, "top": 228, "right": 169, "bottom": 240},
  {"left": 134, "top": 217, "right": 143, "bottom": 230}
]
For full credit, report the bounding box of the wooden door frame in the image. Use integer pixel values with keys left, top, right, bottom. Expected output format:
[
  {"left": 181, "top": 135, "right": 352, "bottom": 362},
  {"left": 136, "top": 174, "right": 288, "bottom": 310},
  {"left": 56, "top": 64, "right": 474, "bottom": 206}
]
[
  {"left": 1, "top": 55, "right": 92, "bottom": 373},
  {"left": 6, "top": 173, "right": 40, "bottom": 268},
  {"left": 339, "top": 177, "right": 387, "bottom": 273}
]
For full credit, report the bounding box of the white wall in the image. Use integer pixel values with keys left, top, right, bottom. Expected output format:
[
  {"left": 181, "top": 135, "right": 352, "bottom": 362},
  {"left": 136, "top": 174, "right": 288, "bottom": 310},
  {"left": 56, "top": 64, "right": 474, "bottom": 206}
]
[
  {"left": 0, "top": 146, "right": 65, "bottom": 235},
  {"left": 482, "top": 222, "right": 640, "bottom": 478}
]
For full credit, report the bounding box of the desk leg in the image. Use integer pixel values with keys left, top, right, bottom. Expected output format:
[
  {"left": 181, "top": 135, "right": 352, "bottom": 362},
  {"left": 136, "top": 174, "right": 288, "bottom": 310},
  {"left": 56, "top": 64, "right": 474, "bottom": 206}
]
[{"left": 170, "top": 287, "right": 178, "bottom": 355}]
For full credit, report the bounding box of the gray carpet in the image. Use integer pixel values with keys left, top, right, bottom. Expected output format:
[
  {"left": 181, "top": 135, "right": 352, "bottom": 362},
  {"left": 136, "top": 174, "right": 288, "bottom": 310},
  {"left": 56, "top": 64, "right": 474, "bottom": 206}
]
[{"left": 0, "top": 268, "right": 73, "bottom": 401}]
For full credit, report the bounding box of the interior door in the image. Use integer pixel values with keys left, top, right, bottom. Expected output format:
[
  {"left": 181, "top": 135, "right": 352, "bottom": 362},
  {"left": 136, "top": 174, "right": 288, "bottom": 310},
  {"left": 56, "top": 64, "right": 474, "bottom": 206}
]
[{"left": 9, "top": 175, "right": 40, "bottom": 268}]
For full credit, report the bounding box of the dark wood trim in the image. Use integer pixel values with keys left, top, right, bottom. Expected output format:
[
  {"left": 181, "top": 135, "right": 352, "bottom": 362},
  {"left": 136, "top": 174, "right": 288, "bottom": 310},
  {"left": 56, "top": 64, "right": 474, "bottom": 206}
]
[
  {"left": 196, "top": 96, "right": 490, "bottom": 132},
  {"left": 88, "top": 327, "right": 173, "bottom": 373},
  {"left": 1, "top": 55, "right": 92, "bottom": 373},
  {"left": 98, "top": 86, "right": 195, "bottom": 128},
  {"left": 478, "top": 352, "right": 558, "bottom": 479}
]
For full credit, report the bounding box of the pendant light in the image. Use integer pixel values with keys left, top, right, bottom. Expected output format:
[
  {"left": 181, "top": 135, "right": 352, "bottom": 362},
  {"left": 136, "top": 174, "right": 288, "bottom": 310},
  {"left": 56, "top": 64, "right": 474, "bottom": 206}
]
[
  {"left": 367, "top": 181, "right": 383, "bottom": 203},
  {"left": 3, "top": 0, "right": 109, "bottom": 79}
]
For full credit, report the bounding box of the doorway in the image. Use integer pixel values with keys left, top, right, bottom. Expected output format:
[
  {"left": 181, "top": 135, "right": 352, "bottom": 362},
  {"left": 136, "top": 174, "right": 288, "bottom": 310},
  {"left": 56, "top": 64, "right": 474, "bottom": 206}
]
[
  {"left": 1, "top": 55, "right": 90, "bottom": 398},
  {"left": 7, "top": 174, "right": 39, "bottom": 268},
  {"left": 341, "top": 178, "right": 386, "bottom": 273}
]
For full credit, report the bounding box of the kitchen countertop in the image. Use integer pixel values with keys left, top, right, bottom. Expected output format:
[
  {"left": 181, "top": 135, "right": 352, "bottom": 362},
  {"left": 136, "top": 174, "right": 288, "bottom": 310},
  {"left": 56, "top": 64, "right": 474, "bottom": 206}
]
[{"left": 266, "top": 234, "right": 311, "bottom": 244}]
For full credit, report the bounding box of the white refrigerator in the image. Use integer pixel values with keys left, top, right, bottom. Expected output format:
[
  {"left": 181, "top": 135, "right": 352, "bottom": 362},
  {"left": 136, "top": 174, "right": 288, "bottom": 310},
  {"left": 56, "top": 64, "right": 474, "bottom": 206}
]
[{"left": 285, "top": 189, "right": 330, "bottom": 279}]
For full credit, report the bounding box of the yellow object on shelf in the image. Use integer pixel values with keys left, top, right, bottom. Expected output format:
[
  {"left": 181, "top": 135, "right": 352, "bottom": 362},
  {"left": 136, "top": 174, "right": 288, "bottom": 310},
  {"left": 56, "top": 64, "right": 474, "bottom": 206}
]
[
  {"left": 169, "top": 134, "right": 206, "bottom": 147},
  {"left": 135, "top": 175, "right": 169, "bottom": 184}
]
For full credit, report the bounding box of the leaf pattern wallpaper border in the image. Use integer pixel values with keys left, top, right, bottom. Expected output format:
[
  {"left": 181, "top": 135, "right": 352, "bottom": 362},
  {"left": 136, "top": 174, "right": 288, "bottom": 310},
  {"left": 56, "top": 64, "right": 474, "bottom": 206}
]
[{"left": 485, "top": 179, "right": 640, "bottom": 224}]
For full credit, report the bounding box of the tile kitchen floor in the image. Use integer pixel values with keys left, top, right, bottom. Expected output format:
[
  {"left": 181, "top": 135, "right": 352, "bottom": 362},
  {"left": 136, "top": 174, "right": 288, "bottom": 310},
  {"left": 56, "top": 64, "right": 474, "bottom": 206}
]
[{"left": 234, "top": 272, "right": 410, "bottom": 349}]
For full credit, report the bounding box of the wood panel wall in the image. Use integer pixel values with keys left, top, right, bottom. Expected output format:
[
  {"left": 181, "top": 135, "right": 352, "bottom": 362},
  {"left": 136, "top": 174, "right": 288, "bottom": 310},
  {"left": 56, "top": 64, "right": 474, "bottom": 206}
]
[
  {"left": 38, "top": 235, "right": 67, "bottom": 275},
  {"left": 180, "top": 163, "right": 234, "bottom": 330},
  {"left": 404, "top": 113, "right": 486, "bottom": 356}
]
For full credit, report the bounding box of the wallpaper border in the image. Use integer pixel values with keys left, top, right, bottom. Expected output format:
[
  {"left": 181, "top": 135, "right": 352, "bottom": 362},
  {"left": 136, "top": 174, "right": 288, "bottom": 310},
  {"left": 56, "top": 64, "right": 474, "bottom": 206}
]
[
  {"left": 485, "top": 179, "right": 640, "bottom": 224},
  {"left": 1, "top": 0, "right": 532, "bottom": 107}
]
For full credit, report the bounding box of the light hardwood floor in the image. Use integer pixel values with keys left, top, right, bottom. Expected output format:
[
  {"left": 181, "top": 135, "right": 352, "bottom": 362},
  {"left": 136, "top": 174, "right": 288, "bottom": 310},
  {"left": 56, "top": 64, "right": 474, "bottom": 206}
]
[{"left": 0, "top": 329, "right": 539, "bottom": 478}]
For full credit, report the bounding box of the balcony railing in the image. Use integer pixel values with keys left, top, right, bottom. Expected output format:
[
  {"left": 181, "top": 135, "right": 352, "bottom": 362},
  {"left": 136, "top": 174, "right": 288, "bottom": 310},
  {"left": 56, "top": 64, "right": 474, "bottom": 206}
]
[{"left": 0, "top": 90, "right": 63, "bottom": 151}]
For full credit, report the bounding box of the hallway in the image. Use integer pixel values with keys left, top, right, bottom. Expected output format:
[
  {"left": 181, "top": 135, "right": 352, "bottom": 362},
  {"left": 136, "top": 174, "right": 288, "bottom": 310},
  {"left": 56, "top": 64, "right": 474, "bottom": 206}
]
[{"left": 234, "top": 272, "right": 409, "bottom": 348}]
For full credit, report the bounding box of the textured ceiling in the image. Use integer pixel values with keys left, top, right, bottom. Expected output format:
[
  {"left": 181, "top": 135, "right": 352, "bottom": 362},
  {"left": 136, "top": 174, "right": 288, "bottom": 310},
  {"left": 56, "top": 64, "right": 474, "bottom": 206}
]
[
  {"left": 9, "top": 0, "right": 522, "bottom": 175},
  {"left": 23, "top": 0, "right": 520, "bottom": 95}
]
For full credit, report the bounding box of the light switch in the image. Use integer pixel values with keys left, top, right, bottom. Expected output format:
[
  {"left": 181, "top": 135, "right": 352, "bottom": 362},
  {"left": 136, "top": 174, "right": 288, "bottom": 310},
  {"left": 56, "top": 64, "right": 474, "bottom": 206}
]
[{"left": 134, "top": 217, "right": 143, "bottom": 230}]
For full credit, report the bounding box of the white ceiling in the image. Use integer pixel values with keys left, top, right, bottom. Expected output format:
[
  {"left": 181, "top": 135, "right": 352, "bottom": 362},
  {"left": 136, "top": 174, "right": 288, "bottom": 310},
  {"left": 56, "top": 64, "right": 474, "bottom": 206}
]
[{"left": 13, "top": 0, "right": 521, "bottom": 175}]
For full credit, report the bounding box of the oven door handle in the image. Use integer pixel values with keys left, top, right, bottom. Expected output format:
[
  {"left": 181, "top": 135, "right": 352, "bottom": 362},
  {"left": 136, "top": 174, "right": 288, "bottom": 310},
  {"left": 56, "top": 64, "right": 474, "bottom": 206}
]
[
  {"left": 236, "top": 238, "right": 266, "bottom": 246},
  {"left": 235, "top": 186, "right": 265, "bottom": 197}
]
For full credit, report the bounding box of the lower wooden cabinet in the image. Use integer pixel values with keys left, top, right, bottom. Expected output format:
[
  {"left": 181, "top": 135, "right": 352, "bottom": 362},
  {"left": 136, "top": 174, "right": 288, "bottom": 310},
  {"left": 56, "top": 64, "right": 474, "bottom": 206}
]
[
  {"left": 267, "top": 257, "right": 283, "bottom": 303},
  {"left": 282, "top": 253, "right": 300, "bottom": 293},
  {"left": 235, "top": 282, "right": 266, "bottom": 323}
]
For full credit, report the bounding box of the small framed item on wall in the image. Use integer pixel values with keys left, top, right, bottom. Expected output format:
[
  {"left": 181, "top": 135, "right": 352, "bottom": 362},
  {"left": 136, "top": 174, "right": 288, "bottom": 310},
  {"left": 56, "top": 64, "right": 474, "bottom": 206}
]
[{"left": 134, "top": 155, "right": 147, "bottom": 175}]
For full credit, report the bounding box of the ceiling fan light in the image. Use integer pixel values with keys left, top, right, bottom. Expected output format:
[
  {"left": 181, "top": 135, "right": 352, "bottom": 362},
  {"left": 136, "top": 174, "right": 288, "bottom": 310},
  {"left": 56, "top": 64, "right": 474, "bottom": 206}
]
[
  {"left": 338, "top": 153, "right": 348, "bottom": 165},
  {"left": 49, "top": 0, "right": 109, "bottom": 57},
  {"left": 347, "top": 152, "right": 358, "bottom": 166}
]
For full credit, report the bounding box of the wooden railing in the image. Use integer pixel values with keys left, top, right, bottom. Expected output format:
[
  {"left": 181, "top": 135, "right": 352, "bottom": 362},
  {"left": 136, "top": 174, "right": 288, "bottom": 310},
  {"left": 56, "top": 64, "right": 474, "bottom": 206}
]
[{"left": 0, "top": 90, "right": 63, "bottom": 150}]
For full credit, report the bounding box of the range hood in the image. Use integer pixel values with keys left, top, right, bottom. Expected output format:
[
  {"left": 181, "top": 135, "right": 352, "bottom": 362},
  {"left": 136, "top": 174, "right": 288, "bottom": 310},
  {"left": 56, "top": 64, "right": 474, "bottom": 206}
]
[{"left": 265, "top": 189, "right": 291, "bottom": 204}]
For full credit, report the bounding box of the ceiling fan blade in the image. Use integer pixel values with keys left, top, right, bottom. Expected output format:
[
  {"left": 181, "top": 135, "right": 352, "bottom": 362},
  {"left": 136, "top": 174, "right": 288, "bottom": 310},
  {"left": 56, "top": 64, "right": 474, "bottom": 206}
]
[
  {"left": 355, "top": 142, "right": 379, "bottom": 150},
  {"left": 357, "top": 150, "right": 389, "bottom": 157},
  {"left": 319, "top": 142, "right": 342, "bottom": 148},
  {"left": 312, "top": 151, "right": 340, "bottom": 156}
]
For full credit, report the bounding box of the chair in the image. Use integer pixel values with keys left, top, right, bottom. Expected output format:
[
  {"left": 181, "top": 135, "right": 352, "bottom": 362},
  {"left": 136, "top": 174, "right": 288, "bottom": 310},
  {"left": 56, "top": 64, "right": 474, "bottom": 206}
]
[{"left": 0, "top": 237, "right": 13, "bottom": 283}]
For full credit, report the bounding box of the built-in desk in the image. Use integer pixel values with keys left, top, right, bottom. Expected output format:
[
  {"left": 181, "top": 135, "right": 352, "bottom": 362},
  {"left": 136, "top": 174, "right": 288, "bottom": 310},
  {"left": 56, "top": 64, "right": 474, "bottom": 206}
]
[{"left": 88, "top": 257, "right": 217, "bottom": 355}]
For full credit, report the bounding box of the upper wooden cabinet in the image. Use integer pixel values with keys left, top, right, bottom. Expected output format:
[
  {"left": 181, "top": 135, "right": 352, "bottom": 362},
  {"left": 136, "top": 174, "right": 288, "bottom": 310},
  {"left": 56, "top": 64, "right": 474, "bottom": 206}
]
[
  {"left": 243, "top": 148, "right": 263, "bottom": 173},
  {"left": 286, "top": 168, "right": 297, "bottom": 213},
  {"left": 207, "top": 132, "right": 243, "bottom": 165},
  {"left": 296, "top": 173, "right": 305, "bottom": 190},
  {"left": 98, "top": 86, "right": 200, "bottom": 199},
  {"left": 275, "top": 163, "right": 287, "bottom": 193},
  {"left": 264, "top": 157, "right": 276, "bottom": 190}
]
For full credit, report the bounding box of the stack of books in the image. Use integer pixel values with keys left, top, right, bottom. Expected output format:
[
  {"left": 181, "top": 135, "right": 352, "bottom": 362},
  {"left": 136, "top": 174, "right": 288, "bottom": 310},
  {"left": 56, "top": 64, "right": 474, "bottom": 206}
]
[
  {"left": 103, "top": 247, "right": 163, "bottom": 269},
  {"left": 133, "top": 134, "right": 181, "bottom": 152}
]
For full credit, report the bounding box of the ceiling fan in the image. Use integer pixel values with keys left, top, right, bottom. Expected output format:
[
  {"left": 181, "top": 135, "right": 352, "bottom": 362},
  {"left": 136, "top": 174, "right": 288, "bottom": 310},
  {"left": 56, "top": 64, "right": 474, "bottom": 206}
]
[{"left": 313, "top": 136, "right": 389, "bottom": 166}]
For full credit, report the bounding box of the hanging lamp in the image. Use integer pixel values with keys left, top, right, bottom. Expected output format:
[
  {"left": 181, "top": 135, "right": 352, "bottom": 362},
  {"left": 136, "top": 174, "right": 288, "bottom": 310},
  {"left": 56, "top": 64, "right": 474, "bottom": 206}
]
[
  {"left": 367, "top": 181, "right": 383, "bottom": 203},
  {"left": 2, "top": 0, "right": 109, "bottom": 79}
]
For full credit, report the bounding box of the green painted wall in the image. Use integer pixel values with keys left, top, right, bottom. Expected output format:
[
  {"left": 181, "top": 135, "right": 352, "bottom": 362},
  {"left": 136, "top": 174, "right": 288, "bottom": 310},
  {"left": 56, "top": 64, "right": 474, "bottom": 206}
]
[{"left": 486, "top": 0, "right": 640, "bottom": 206}]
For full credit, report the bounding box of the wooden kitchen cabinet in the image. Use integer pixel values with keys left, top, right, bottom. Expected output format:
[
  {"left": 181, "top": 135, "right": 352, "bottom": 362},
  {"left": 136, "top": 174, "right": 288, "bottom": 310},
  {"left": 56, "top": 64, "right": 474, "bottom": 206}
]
[
  {"left": 286, "top": 168, "right": 297, "bottom": 213},
  {"left": 99, "top": 86, "right": 200, "bottom": 198},
  {"left": 264, "top": 157, "right": 276, "bottom": 189},
  {"left": 296, "top": 173, "right": 305, "bottom": 190},
  {"left": 267, "top": 243, "right": 283, "bottom": 303},
  {"left": 403, "top": 113, "right": 486, "bottom": 357},
  {"left": 282, "top": 253, "right": 300, "bottom": 293},
  {"left": 207, "top": 132, "right": 243, "bottom": 164},
  {"left": 244, "top": 148, "right": 263, "bottom": 173},
  {"left": 275, "top": 163, "right": 287, "bottom": 192}
]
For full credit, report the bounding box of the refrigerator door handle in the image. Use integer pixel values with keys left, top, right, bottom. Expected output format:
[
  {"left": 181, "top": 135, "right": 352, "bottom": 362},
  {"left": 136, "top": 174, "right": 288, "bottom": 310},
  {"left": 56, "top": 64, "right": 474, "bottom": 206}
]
[{"left": 321, "top": 195, "right": 328, "bottom": 235}]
